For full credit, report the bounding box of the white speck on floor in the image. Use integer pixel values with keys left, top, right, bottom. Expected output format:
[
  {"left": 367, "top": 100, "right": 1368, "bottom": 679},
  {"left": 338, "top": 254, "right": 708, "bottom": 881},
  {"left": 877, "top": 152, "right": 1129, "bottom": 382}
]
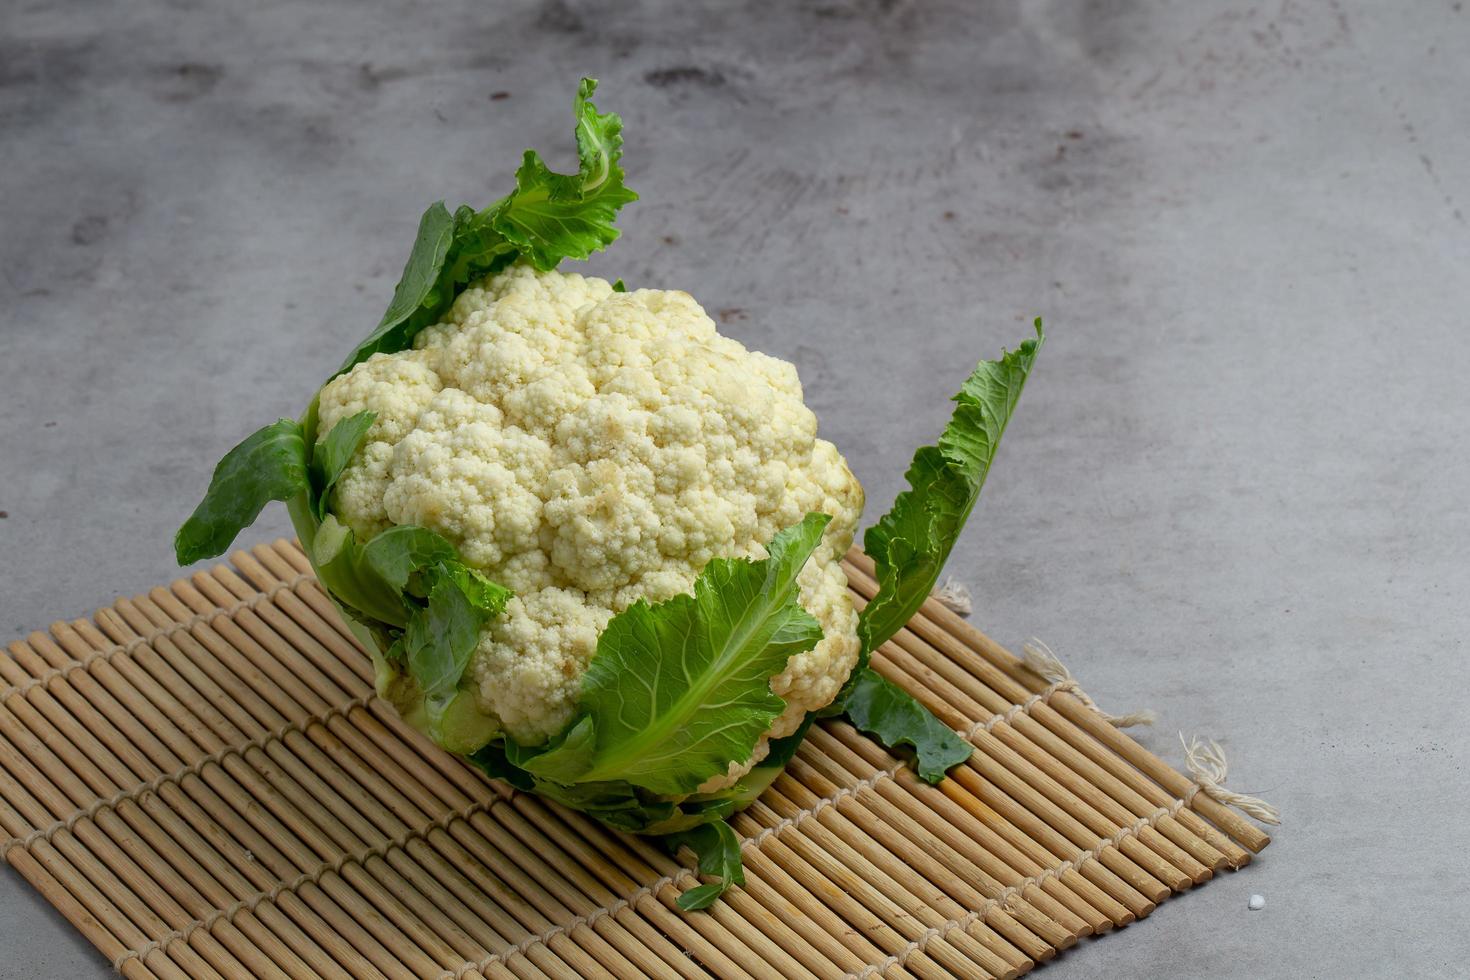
[{"left": 1249, "top": 894, "right": 1266, "bottom": 911}]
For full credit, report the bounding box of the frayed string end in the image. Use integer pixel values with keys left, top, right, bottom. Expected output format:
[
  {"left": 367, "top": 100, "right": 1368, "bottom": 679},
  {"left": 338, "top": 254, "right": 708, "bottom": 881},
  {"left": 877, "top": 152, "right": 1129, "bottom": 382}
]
[
  {"left": 931, "top": 577, "right": 973, "bottom": 617},
  {"left": 1180, "top": 734, "right": 1280, "bottom": 825},
  {"left": 1021, "top": 638, "right": 1156, "bottom": 728}
]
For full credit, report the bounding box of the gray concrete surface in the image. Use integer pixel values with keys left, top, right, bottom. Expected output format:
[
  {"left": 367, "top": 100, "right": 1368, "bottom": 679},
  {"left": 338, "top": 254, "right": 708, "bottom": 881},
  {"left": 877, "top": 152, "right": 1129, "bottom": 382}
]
[{"left": 3, "top": 0, "right": 1467, "bottom": 976}]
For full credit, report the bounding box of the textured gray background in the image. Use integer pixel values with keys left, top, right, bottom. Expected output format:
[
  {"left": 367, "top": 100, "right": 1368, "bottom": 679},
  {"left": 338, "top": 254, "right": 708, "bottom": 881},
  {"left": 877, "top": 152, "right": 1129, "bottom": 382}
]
[{"left": 2, "top": 0, "right": 1467, "bottom": 976}]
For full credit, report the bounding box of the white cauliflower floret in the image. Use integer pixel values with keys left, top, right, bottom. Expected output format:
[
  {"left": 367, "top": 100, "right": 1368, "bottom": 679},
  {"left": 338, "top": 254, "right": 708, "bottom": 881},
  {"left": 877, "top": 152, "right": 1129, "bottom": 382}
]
[
  {"left": 471, "top": 589, "right": 613, "bottom": 742},
  {"left": 316, "top": 349, "right": 441, "bottom": 539},
  {"left": 317, "top": 264, "right": 863, "bottom": 773}
]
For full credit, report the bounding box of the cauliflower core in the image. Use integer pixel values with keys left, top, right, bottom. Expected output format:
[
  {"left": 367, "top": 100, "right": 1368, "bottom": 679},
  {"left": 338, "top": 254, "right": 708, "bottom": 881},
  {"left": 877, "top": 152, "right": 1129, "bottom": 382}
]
[{"left": 318, "top": 265, "right": 863, "bottom": 787}]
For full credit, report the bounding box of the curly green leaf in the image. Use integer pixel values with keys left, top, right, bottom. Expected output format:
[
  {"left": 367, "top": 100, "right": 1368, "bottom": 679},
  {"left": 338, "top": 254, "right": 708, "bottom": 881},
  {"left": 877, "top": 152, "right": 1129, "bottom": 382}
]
[{"left": 336, "top": 78, "right": 635, "bottom": 376}]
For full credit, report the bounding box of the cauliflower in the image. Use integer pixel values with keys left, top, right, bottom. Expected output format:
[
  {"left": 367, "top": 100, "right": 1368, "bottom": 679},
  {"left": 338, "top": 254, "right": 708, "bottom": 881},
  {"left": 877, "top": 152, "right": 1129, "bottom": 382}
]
[
  {"left": 174, "top": 77, "right": 1040, "bottom": 908},
  {"left": 317, "top": 265, "right": 863, "bottom": 784}
]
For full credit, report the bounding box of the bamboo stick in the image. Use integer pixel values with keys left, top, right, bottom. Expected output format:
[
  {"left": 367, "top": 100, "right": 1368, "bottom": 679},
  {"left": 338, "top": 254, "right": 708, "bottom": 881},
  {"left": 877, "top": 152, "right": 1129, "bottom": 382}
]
[
  {"left": 726, "top": 811, "right": 948, "bottom": 980},
  {"left": 52, "top": 621, "right": 391, "bottom": 980},
  {"left": 772, "top": 773, "right": 1039, "bottom": 972},
  {"left": 776, "top": 761, "right": 1066, "bottom": 963},
  {"left": 0, "top": 689, "right": 249, "bottom": 979},
  {"left": 31, "top": 628, "right": 370, "bottom": 980},
  {"left": 737, "top": 798, "right": 1003, "bottom": 980},
  {"left": 2, "top": 667, "right": 327, "bottom": 977},
  {"left": 2, "top": 840, "right": 164, "bottom": 980},
  {"left": 783, "top": 751, "right": 1080, "bottom": 951},
  {"left": 827, "top": 722, "right": 1135, "bottom": 929},
  {"left": 418, "top": 749, "right": 733, "bottom": 980},
  {"left": 499, "top": 809, "right": 720, "bottom": 980},
  {"left": 217, "top": 556, "right": 680, "bottom": 980},
  {"left": 873, "top": 635, "right": 1211, "bottom": 883},
  {"left": 2, "top": 678, "right": 304, "bottom": 978},
  {"left": 0, "top": 787, "right": 157, "bottom": 980},
  {"left": 74, "top": 596, "right": 444, "bottom": 979},
  {"left": 541, "top": 804, "right": 755, "bottom": 980},
  {"left": 487, "top": 804, "right": 708, "bottom": 980},
  {"left": 1, "top": 539, "right": 1267, "bottom": 979},
  {"left": 796, "top": 729, "right": 1100, "bottom": 937}
]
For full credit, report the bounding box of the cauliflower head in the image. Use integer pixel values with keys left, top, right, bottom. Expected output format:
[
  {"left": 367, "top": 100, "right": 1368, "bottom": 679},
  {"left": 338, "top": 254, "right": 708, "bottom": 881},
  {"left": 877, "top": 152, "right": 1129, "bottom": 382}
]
[{"left": 316, "top": 264, "right": 863, "bottom": 785}]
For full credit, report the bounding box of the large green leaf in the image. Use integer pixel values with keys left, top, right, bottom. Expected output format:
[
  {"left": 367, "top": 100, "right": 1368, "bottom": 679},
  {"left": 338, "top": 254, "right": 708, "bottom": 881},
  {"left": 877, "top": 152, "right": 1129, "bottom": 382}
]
[
  {"left": 831, "top": 322, "right": 1042, "bottom": 785},
  {"left": 175, "top": 420, "right": 309, "bottom": 565},
  {"left": 858, "top": 321, "right": 1043, "bottom": 655},
  {"left": 525, "top": 513, "right": 831, "bottom": 796}
]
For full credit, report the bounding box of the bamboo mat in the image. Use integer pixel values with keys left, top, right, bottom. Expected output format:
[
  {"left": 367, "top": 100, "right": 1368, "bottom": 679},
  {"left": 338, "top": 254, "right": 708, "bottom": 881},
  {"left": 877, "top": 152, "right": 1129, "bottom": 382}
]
[{"left": 0, "top": 540, "right": 1270, "bottom": 980}]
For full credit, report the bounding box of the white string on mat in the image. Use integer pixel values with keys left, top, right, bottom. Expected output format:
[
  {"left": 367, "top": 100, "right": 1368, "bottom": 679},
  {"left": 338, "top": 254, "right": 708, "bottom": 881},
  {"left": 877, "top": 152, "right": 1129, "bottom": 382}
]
[
  {"left": 954, "top": 638, "right": 1151, "bottom": 744},
  {"left": 2, "top": 692, "right": 375, "bottom": 856},
  {"left": 1009, "top": 641, "right": 1278, "bottom": 824},
  {"left": 930, "top": 577, "right": 973, "bottom": 617},
  {"left": 111, "top": 795, "right": 502, "bottom": 971},
  {"left": 1179, "top": 734, "right": 1280, "bottom": 825},
  {"left": 1018, "top": 638, "right": 1157, "bottom": 728},
  {"left": 2, "top": 572, "right": 316, "bottom": 703}
]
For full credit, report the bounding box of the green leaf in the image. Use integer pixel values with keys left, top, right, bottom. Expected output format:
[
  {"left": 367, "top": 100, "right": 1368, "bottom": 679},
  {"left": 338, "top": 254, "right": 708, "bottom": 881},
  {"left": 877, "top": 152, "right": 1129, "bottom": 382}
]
[
  {"left": 175, "top": 420, "right": 309, "bottom": 565},
  {"left": 338, "top": 202, "right": 455, "bottom": 373},
  {"left": 310, "top": 410, "right": 376, "bottom": 521},
  {"left": 857, "top": 321, "right": 1043, "bottom": 656},
  {"left": 436, "top": 561, "right": 513, "bottom": 616},
  {"left": 469, "top": 740, "right": 539, "bottom": 792},
  {"left": 843, "top": 669, "right": 972, "bottom": 783},
  {"left": 511, "top": 716, "right": 595, "bottom": 783},
  {"left": 490, "top": 78, "right": 638, "bottom": 271},
  {"left": 526, "top": 513, "right": 831, "bottom": 795},
  {"left": 361, "top": 525, "right": 460, "bottom": 592},
  {"left": 309, "top": 516, "right": 412, "bottom": 627},
  {"left": 386, "top": 536, "right": 512, "bottom": 707},
  {"left": 611, "top": 278, "right": 627, "bottom": 292},
  {"left": 405, "top": 564, "right": 483, "bottom": 699},
  {"left": 668, "top": 821, "right": 744, "bottom": 911},
  {"left": 470, "top": 739, "right": 687, "bottom": 831},
  {"left": 336, "top": 78, "right": 636, "bottom": 376}
]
